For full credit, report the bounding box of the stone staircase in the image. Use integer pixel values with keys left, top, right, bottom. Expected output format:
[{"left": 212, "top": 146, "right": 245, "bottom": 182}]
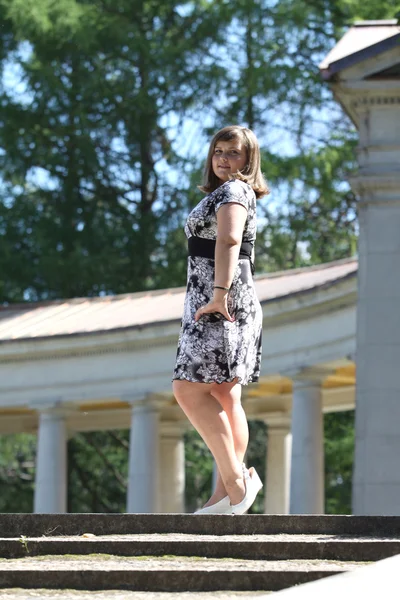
[{"left": 0, "top": 514, "right": 399, "bottom": 597}]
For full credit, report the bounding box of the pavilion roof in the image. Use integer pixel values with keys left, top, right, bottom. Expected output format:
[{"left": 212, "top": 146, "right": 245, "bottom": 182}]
[
  {"left": 319, "top": 20, "right": 400, "bottom": 80},
  {"left": 0, "top": 258, "right": 357, "bottom": 342}
]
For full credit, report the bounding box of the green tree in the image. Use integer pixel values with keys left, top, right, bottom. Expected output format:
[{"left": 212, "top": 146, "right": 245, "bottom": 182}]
[
  {"left": 0, "top": 433, "right": 35, "bottom": 512},
  {"left": 0, "top": 0, "right": 227, "bottom": 301},
  {"left": 203, "top": 0, "right": 399, "bottom": 272},
  {"left": 324, "top": 411, "right": 355, "bottom": 514},
  {"left": 67, "top": 431, "right": 129, "bottom": 513},
  {"left": 257, "top": 137, "right": 358, "bottom": 271}
]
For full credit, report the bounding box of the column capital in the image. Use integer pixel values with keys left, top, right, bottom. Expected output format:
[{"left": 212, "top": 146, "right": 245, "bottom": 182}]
[
  {"left": 160, "top": 421, "right": 188, "bottom": 438},
  {"left": 286, "top": 366, "right": 334, "bottom": 386},
  {"left": 29, "top": 400, "right": 76, "bottom": 417},
  {"left": 349, "top": 89, "right": 400, "bottom": 109},
  {"left": 125, "top": 395, "right": 165, "bottom": 413},
  {"left": 348, "top": 174, "right": 400, "bottom": 203},
  {"left": 267, "top": 424, "right": 292, "bottom": 436},
  {"left": 264, "top": 415, "right": 291, "bottom": 432}
]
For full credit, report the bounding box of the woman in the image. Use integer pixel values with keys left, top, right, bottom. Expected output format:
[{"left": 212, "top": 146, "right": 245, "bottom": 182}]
[{"left": 172, "top": 125, "right": 269, "bottom": 514}]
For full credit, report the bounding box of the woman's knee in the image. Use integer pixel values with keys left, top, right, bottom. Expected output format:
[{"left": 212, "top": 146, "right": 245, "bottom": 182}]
[
  {"left": 211, "top": 385, "right": 241, "bottom": 412},
  {"left": 172, "top": 380, "right": 189, "bottom": 405},
  {"left": 173, "top": 380, "right": 208, "bottom": 407}
]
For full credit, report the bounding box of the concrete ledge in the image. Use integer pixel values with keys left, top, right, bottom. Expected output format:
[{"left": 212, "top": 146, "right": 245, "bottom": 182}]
[
  {"left": 1, "top": 537, "right": 399, "bottom": 562},
  {"left": 0, "top": 591, "right": 271, "bottom": 599},
  {"left": 0, "top": 567, "right": 340, "bottom": 592},
  {"left": 2, "top": 514, "right": 400, "bottom": 538},
  {"left": 272, "top": 553, "right": 400, "bottom": 598}
]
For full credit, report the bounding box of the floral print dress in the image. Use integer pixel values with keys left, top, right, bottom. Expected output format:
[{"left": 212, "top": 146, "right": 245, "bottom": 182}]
[{"left": 173, "top": 178, "right": 263, "bottom": 385}]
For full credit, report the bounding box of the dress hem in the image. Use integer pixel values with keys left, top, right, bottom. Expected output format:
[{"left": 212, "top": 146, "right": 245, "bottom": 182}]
[{"left": 171, "top": 375, "right": 259, "bottom": 386}]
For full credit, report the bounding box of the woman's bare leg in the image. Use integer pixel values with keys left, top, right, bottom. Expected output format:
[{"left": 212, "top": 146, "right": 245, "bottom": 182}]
[
  {"left": 205, "top": 380, "right": 249, "bottom": 505},
  {"left": 172, "top": 379, "right": 245, "bottom": 506}
]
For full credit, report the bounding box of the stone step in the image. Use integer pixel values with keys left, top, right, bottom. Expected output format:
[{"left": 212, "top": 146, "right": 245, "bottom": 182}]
[
  {"left": 2, "top": 514, "right": 400, "bottom": 538},
  {"left": 0, "top": 589, "right": 272, "bottom": 599},
  {"left": 0, "top": 555, "right": 365, "bottom": 592},
  {"left": 2, "top": 533, "right": 399, "bottom": 562}
]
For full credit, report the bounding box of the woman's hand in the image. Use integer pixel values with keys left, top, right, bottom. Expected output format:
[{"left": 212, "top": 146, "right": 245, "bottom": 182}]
[{"left": 194, "top": 290, "right": 235, "bottom": 322}]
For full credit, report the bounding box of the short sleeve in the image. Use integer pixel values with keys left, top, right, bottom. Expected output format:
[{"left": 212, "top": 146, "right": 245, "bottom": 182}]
[{"left": 214, "top": 179, "right": 251, "bottom": 214}]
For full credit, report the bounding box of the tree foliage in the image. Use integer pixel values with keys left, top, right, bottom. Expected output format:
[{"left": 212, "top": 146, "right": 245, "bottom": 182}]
[
  {"left": 0, "top": 433, "right": 35, "bottom": 512},
  {"left": 67, "top": 431, "right": 129, "bottom": 513},
  {"left": 0, "top": 0, "right": 226, "bottom": 300},
  {"left": 324, "top": 411, "right": 355, "bottom": 514}
]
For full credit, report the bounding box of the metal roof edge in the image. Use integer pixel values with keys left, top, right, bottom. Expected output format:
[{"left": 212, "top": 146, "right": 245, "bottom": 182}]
[
  {"left": 254, "top": 256, "right": 357, "bottom": 281},
  {"left": 0, "top": 257, "right": 358, "bottom": 313},
  {"left": 0, "top": 268, "right": 358, "bottom": 347},
  {"left": 260, "top": 268, "right": 357, "bottom": 307},
  {"left": 320, "top": 32, "right": 400, "bottom": 81}
]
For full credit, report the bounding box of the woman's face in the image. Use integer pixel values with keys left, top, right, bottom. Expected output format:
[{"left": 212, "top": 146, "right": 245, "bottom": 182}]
[{"left": 211, "top": 138, "right": 247, "bottom": 183}]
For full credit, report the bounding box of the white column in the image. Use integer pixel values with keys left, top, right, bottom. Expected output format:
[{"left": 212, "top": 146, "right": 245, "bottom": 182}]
[
  {"left": 159, "top": 424, "right": 185, "bottom": 513},
  {"left": 127, "top": 399, "right": 160, "bottom": 513},
  {"left": 264, "top": 421, "right": 292, "bottom": 514},
  {"left": 350, "top": 103, "right": 400, "bottom": 516},
  {"left": 212, "top": 460, "right": 218, "bottom": 493},
  {"left": 290, "top": 375, "right": 325, "bottom": 514},
  {"left": 320, "top": 22, "right": 400, "bottom": 515},
  {"left": 34, "top": 409, "right": 67, "bottom": 513}
]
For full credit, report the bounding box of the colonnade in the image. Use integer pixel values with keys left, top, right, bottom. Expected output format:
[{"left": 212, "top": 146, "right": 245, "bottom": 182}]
[
  {"left": 264, "top": 372, "right": 326, "bottom": 515},
  {"left": 33, "top": 401, "right": 186, "bottom": 514},
  {"left": 33, "top": 371, "right": 329, "bottom": 514}
]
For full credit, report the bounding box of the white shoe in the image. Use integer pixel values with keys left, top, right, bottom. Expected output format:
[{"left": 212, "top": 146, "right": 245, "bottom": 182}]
[
  {"left": 230, "top": 466, "right": 263, "bottom": 515},
  {"left": 194, "top": 495, "right": 231, "bottom": 515}
]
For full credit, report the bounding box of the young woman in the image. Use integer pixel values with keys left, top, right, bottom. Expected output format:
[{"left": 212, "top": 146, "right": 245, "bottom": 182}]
[{"left": 172, "top": 125, "right": 269, "bottom": 514}]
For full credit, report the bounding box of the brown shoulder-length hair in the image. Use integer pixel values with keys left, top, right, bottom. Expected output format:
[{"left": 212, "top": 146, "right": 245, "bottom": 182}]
[{"left": 198, "top": 125, "right": 270, "bottom": 199}]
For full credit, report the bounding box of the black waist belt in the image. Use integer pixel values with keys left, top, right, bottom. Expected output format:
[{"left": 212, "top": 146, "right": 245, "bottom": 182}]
[{"left": 188, "top": 236, "right": 255, "bottom": 275}]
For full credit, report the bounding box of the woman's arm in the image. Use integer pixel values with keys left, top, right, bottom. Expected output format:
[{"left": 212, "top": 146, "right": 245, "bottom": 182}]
[
  {"left": 214, "top": 202, "right": 247, "bottom": 290},
  {"left": 194, "top": 202, "right": 247, "bottom": 322}
]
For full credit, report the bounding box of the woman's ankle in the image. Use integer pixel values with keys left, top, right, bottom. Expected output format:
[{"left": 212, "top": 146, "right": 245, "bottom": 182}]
[{"left": 225, "top": 473, "right": 246, "bottom": 505}]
